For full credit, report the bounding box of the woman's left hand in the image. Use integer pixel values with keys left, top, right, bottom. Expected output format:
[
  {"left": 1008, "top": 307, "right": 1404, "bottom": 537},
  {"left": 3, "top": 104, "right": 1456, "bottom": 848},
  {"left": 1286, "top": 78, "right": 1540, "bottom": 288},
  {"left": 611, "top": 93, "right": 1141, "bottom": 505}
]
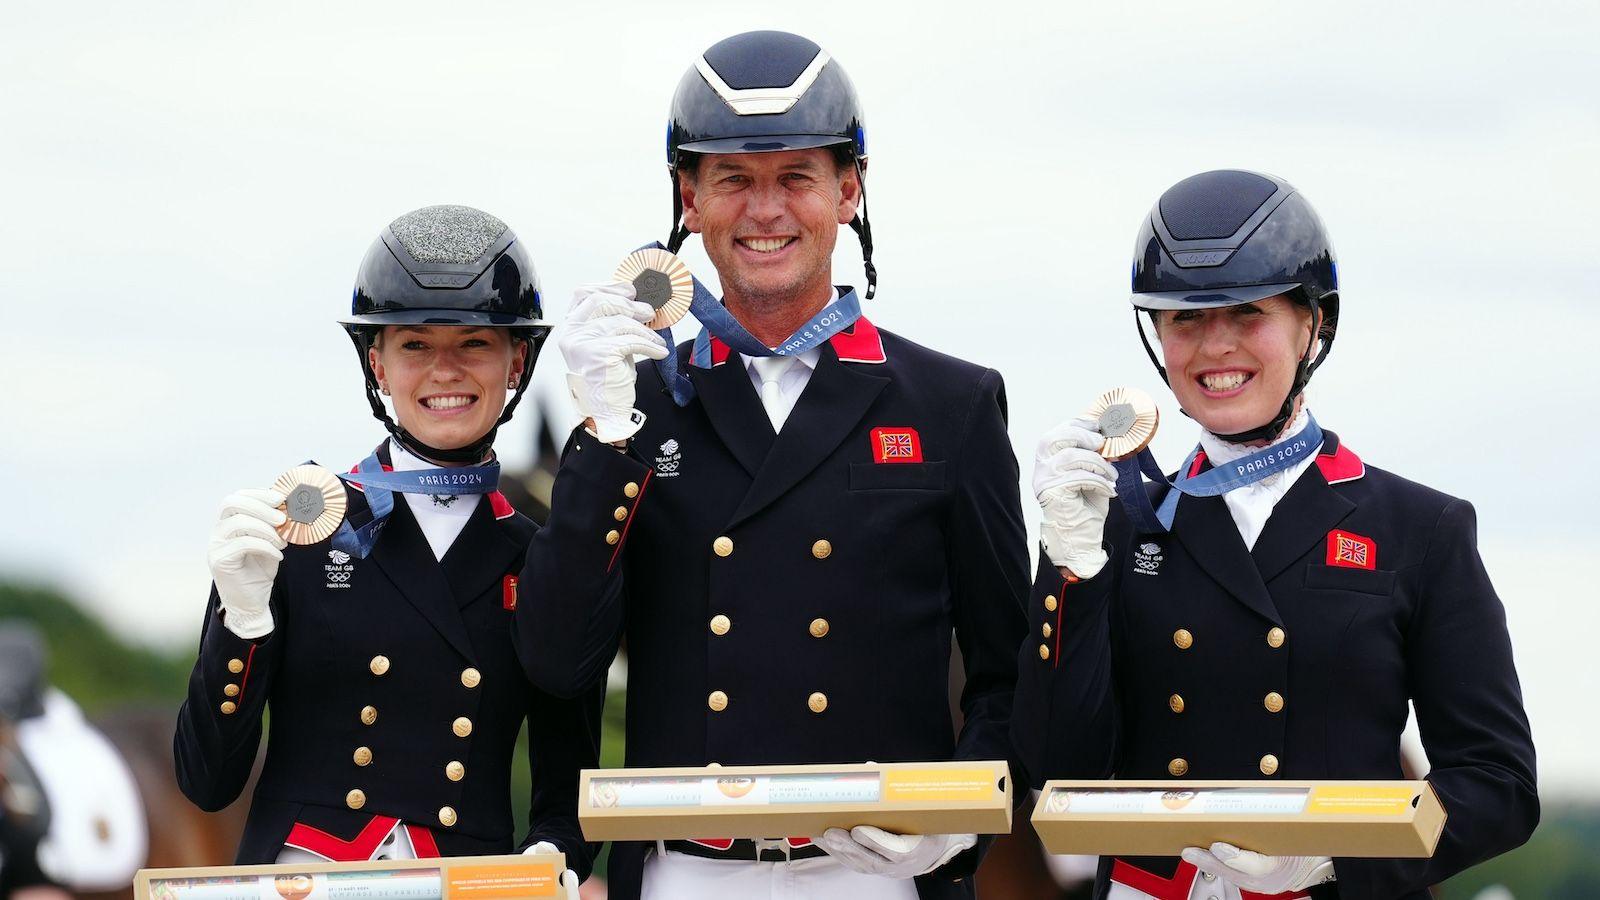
[
  {"left": 522, "top": 841, "right": 579, "bottom": 900},
  {"left": 1181, "top": 842, "right": 1334, "bottom": 892}
]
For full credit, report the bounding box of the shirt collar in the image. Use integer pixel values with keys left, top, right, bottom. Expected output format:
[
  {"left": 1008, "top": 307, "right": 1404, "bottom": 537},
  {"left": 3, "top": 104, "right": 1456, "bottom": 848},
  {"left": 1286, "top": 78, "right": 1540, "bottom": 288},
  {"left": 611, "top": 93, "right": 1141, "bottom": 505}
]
[
  {"left": 1198, "top": 405, "right": 1312, "bottom": 466},
  {"left": 736, "top": 288, "right": 835, "bottom": 375}
]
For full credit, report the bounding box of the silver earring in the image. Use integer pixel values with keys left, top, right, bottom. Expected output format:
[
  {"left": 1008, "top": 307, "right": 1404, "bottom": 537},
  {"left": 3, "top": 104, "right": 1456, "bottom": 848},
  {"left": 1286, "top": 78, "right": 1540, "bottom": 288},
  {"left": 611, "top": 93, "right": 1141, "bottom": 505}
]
[
  {"left": 508, "top": 379, "right": 518, "bottom": 389},
  {"left": 380, "top": 386, "right": 390, "bottom": 395}
]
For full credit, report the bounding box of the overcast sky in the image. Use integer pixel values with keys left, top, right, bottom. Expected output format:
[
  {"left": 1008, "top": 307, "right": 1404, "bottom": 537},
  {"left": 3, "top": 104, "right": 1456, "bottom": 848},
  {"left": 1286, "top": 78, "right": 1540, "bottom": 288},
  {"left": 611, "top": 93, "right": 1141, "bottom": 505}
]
[{"left": 2, "top": 0, "right": 1596, "bottom": 795}]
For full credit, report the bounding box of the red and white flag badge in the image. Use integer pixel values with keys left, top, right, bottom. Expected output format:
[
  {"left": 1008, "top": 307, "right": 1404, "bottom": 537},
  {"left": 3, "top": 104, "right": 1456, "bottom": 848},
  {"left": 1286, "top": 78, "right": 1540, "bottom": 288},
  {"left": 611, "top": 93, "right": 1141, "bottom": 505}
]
[
  {"left": 502, "top": 574, "right": 519, "bottom": 610},
  {"left": 1325, "top": 530, "right": 1376, "bottom": 570},
  {"left": 871, "top": 427, "right": 923, "bottom": 464}
]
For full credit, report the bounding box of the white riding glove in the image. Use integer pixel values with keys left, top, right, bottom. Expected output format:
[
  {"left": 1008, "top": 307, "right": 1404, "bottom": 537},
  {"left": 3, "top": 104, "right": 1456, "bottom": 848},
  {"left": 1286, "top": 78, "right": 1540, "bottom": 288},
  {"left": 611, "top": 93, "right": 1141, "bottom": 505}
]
[
  {"left": 1033, "top": 417, "right": 1119, "bottom": 579},
  {"left": 522, "top": 842, "right": 580, "bottom": 899},
  {"left": 558, "top": 282, "right": 670, "bottom": 444},
  {"left": 1181, "top": 842, "right": 1335, "bottom": 893},
  {"left": 816, "top": 826, "right": 975, "bottom": 879},
  {"left": 207, "top": 488, "right": 287, "bottom": 640}
]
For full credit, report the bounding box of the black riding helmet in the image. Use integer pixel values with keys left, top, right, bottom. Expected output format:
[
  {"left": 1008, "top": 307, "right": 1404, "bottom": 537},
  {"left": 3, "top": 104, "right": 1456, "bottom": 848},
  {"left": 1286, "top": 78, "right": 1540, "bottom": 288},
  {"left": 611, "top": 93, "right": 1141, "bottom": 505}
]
[
  {"left": 665, "top": 31, "right": 878, "bottom": 298},
  {"left": 1130, "top": 170, "right": 1340, "bottom": 443},
  {"left": 340, "top": 205, "right": 551, "bottom": 463}
]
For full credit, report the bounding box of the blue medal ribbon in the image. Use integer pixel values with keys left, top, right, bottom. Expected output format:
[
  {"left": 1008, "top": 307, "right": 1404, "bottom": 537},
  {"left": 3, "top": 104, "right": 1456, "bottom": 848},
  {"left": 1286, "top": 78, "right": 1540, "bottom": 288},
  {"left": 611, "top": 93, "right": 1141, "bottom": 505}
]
[
  {"left": 1114, "top": 415, "right": 1324, "bottom": 533},
  {"left": 638, "top": 242, "right": 863, "bottom": 406},
  {"left": 329, "top": 454, "right": 500, "bottom": 559}
]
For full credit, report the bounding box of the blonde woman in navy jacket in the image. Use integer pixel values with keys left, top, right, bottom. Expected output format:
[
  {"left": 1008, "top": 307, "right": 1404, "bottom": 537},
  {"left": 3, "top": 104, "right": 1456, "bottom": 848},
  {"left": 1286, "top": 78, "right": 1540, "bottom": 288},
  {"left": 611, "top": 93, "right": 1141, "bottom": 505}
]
[
  {"left": 174, "top": 207, "right": 597, "bottom": 896},
  {"left": 1013, "top": 171, "right": 1536, "bottom": 900}
]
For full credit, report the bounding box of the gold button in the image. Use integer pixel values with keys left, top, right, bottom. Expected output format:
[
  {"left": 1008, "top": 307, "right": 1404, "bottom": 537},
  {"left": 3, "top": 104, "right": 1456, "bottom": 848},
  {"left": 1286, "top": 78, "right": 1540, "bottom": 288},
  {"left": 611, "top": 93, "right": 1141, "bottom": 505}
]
[
  {"left": 360, "top": 705, "right": 378, "bottom": 726},
  {"left": 438, "top": 806, "right": 457, "bottom": 827},
  {"left": 461, "top": 667, "right": 482, "bottom": 689},
  {"left": 624, "top": 482, "right": 640, "bottom": 498},
  {"left": 1267, "top": 627, "right": 1286, "bottom": 648},
  {"left": 452, "top": 717, "right": 473, "bottom": 738},
  {"left": 1264, "top": 692, "right": 1285, "bottom": 713},
  {"left": 1168, "top": 694, "right": 1185, "bottom": 714},
  {"left": 1168, "top": 758, "right": 1189, "bottom": 777},
  {"left": 1044, "top": 595, "right": 1058, "bottom": 612},
  {"left": 713, "top": 536, "right": 734, "bottom": 557},
  {"left": 1042, "top": 622, "right": 1053, "bottom": 639},
  {"left": 219, "top": 701, "right": 237, "bottom": 715},
  {"left": 708, "top": 690, "right": 728, "bottom": 712},
  {"left": 809, "top": 618, "right": 830, "bottom": 638},
  {"left": 1173, "top": 628, "right": 1194, "bottom": 650},
  {"left": 1260, "top": 754, "right": 1280, "bottom": 776},
  {"left": 710, "top": 614, "right": 731, "bottom": 636},
  {"left": 1039, "top": 644, "right": 1050, "bottom": 660},
  {"left": 353, "top": 746, "right": 372, "bottom": 767},
  {"left": 808, "top": 692, "right": 828, "bottom": 713},
  {"left": 223, "top": 683, "right": 240, "bottom": 697},
  {"left": 613, "top": 506, "right": 628, "bottom": 521},
  {"left": 227, "top": 658, "right": 244, "bottom": 674},
  {"left": 605, "top": 529, "right": 620, "bottom": 545},
  {"left": 369, "top": 655, "right": 390, "bottom": 676},
  {"left": 346, "top": 789, "right": 366, "bottom": 810},
  {"left": 812, "top": 540, "right": 832, "bottom": 559},
  {"left": 446, "top": 761, "right": 465, "bottom": 782}
]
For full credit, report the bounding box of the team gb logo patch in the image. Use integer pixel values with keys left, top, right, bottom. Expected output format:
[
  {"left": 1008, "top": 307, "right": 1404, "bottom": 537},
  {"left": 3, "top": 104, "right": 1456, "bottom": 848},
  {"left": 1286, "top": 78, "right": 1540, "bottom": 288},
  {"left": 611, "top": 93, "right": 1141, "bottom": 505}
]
[
  {"left": 655, "top": 438, "right": 682, "bottom": 477},
  {"left": 1133, "top": 542, "right": 1164, "bottom": 576}
]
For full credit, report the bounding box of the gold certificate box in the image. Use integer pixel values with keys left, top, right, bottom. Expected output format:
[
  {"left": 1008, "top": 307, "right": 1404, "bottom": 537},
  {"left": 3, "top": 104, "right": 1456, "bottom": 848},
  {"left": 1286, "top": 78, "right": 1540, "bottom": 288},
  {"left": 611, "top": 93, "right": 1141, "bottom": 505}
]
[
  {"left": 580, "top": 760, "right": 1012, "bottom": 842},
  {"left": 134, "top": 852, "right": 565, "bottom": 900},
  {"left": 1032, "top": 780, "right": 1445, "bottom": 858}
]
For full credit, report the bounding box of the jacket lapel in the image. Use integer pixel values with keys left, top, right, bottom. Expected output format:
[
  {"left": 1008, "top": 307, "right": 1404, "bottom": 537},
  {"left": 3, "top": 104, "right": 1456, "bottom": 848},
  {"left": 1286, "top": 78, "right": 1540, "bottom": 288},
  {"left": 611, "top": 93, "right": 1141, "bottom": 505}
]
[
  {"left": 440, "top": 499, "right": 522, "bottom": 610},
  {"left": 1169, "top": 483, "right": 1284, "bottom": 626},
  {"left": 726, "top": 345, "right": 889, "bottom": 530},
  {"left": 365, "top": 495, "right": 475, "bottom": 660},
  {"left": 687, "top": 351, "right": 775, "bottom": 478},
  {"left": 1250, "top": 433, "right": 1357, "bottom": 584}
]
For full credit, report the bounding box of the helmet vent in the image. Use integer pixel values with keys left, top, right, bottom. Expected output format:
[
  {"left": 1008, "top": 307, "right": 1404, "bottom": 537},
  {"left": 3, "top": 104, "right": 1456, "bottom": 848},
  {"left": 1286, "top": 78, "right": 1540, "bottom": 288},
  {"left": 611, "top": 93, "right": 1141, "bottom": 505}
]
[
  {"left": 702, "top": 31, "right": 823, "bottom": 89},
  {"left": 388, "top": 205, "right": 508, "bottom": 265},
  {"left": 1159, "top": 170, "right": 1278, "bottom": 241}
]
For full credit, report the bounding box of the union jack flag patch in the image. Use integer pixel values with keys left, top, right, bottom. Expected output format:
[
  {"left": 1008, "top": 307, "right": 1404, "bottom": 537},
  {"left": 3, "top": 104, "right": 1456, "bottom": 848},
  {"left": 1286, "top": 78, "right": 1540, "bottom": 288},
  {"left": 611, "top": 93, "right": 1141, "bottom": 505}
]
[
  {"left": 871, "top": 427, "right": 923, "bottom": 464},
  {"left": 1325, "top": 529, "right": 1376, "bottom": 570}
]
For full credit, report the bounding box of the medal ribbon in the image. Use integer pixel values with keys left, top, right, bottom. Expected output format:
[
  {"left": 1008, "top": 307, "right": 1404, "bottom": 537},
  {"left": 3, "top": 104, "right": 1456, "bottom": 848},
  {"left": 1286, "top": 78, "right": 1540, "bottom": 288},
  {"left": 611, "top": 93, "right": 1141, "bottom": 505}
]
[
  {"left": 640, "top": 243, "right": 863, "bottom": 406},
  {"left": 329, "top": 454, "right": 500, "bottom": 559},
  {"left": 1114, "top": 415, "right": 1324, "bottom": 533}
]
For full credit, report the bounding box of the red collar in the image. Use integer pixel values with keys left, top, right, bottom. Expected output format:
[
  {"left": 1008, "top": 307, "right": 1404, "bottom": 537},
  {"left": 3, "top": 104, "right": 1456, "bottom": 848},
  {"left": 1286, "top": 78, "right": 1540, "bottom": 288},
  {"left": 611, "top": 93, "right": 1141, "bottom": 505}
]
[{"left": 705, "top": 316, "right": 887, "bottom": 367}]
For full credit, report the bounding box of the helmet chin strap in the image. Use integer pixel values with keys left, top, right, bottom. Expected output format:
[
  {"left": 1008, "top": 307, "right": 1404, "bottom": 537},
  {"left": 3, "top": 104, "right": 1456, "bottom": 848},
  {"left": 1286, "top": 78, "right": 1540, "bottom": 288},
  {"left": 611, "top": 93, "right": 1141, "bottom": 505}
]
[
  {"left": 1135, "top": 304, "right": 1335, "bottom": 446},
  {"left": 351, "top": 330, "right": 538, "bottom": 465},
  {"left": 845, "top": 157, "right": 876, "bottom": 299}
]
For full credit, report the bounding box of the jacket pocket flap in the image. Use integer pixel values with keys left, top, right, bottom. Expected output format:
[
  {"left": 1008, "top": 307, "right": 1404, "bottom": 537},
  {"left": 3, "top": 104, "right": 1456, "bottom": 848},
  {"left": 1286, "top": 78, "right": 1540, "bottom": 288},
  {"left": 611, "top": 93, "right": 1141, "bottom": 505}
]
[
  {"left": 848, "top": 460, "right": 947, "bottom": 491},
  {"left": 1303, "top": 563, "right": 1396, "bottom": 595}
]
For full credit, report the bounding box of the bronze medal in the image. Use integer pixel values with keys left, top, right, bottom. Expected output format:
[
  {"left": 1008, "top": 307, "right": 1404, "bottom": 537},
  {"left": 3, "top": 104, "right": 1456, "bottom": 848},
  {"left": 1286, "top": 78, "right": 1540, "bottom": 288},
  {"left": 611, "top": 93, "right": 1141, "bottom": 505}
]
[
  {"left": 614, "top": 248, "right": 694, "bottom": 330},
  {"left": 1084, "top": 386, "right": 1160, "bottom": 460},
  {"left": 271, "top": 464, "right": 348, "bottom": 545}
]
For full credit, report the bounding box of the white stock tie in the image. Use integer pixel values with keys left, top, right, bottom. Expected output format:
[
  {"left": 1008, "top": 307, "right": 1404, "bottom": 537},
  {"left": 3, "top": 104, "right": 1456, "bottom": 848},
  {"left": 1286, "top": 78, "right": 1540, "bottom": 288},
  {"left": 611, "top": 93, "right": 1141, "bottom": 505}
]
[{"left": 751, "top": 355, "right": 796, "bottom": 432}]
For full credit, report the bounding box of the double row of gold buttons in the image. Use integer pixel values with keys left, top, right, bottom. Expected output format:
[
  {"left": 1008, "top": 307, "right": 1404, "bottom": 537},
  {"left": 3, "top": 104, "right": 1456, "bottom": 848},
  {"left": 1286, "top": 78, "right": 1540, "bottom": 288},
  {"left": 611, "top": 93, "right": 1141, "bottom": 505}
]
[
  {"left": 1166, "top": 626, "right": 1288, "bottom": 778},
  {"left": 346, "top": 658, "right": 483, "bottom": 827},
  {"left": 707, "top": 535, "right": 833, "bottom": 715}
]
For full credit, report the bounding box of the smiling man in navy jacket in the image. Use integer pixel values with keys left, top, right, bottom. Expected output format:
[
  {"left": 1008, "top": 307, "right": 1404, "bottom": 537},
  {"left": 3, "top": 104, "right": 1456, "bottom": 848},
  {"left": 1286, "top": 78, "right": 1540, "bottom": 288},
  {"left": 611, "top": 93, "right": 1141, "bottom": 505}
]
[{"left": 515, "top": 30, "right": 1029, "bottom": 900}]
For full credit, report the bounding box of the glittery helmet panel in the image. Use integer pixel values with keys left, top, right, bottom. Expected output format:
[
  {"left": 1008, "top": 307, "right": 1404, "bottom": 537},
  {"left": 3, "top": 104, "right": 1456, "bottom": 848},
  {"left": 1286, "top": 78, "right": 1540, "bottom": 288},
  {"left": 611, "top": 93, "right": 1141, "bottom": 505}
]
[
  {"left": 387, "top": 205, "right": 509, "bottom": 266},
  {"left": 341, "top": 204, "right": 546, "bottom": 329}
]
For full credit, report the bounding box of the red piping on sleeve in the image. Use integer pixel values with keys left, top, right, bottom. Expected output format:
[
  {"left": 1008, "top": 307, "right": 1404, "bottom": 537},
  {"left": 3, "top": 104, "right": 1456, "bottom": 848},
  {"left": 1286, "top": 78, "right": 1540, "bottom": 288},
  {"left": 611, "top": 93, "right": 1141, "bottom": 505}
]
[
  {"left": 606, "top": 468, "right": 653, "bottom": 572},
  {"left": 238, "top": 643, "right": 258, "bottom": 698}
]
